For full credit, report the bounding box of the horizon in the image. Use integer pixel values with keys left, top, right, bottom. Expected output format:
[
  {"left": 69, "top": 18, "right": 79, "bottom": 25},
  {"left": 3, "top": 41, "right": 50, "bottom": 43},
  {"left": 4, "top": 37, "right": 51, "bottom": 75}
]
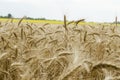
[{"left": 0, "top": 0, "right": 120, "bottom": 22}]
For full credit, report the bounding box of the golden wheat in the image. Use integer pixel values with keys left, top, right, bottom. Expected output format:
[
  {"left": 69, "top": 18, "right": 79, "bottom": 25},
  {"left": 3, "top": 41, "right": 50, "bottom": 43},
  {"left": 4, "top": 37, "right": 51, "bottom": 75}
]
[{"left": 0, "top": 16, "right": 120, "bottom": 80}]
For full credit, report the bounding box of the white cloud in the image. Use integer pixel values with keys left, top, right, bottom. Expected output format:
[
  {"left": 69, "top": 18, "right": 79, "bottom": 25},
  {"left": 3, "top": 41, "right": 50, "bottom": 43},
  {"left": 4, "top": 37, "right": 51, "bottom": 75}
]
[{"left": 0, "top": 0, "right": 120, "bottom": 22}]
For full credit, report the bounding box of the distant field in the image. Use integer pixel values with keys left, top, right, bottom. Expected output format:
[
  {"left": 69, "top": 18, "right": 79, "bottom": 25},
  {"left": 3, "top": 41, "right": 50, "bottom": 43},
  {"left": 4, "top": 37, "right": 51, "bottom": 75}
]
[
  {"left": 0, "top": 18, "right": 99, "bottom": 25},
  {"left": 0, "top": 18, "right": 64, "bottom": 24}
]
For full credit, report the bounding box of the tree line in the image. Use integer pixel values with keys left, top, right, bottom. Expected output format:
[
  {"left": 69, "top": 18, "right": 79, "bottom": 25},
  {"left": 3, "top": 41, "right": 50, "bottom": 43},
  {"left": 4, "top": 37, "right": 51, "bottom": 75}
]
[{"left": 0, "top": 13, "right": 46, "bottom": 20}]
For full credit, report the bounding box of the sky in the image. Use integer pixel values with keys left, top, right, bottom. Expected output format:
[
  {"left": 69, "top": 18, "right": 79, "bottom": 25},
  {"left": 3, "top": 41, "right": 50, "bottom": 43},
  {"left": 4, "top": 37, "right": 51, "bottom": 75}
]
[{"left": 0, "top": 0, "right": 120, "bottom": 22}]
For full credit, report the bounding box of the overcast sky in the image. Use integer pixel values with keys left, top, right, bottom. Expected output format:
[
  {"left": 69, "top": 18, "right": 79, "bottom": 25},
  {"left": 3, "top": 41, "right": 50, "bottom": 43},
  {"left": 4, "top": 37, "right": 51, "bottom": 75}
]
[{"left": 0, "top": 0, "right": 120, "bottom": 22}]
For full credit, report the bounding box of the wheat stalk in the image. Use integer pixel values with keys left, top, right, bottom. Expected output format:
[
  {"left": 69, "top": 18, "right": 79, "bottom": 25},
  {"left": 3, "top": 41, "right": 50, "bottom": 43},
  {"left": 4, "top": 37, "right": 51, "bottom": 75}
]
[
  {"left": 18, "top": 16, "right": 26, "bottom": 26},
  {"left": 63, "top": 15, "right": 68, "bottom": 31}
]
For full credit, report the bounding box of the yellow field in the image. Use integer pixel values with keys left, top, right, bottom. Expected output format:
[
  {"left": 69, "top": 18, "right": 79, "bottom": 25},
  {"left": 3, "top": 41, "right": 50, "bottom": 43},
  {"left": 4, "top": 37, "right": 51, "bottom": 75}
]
[
  {"left": 0, "top": 18, "right": 64, "bottom": 24},
  {"left": 0, "top": 18, "right": 98, "bottom": 25}
]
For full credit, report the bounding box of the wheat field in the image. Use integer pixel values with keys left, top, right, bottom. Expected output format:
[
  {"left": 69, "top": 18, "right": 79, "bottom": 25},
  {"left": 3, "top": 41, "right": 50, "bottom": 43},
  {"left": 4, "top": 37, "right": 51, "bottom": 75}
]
[{"left": 0, "top": 17, "right": 120, "bottom": 80}]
